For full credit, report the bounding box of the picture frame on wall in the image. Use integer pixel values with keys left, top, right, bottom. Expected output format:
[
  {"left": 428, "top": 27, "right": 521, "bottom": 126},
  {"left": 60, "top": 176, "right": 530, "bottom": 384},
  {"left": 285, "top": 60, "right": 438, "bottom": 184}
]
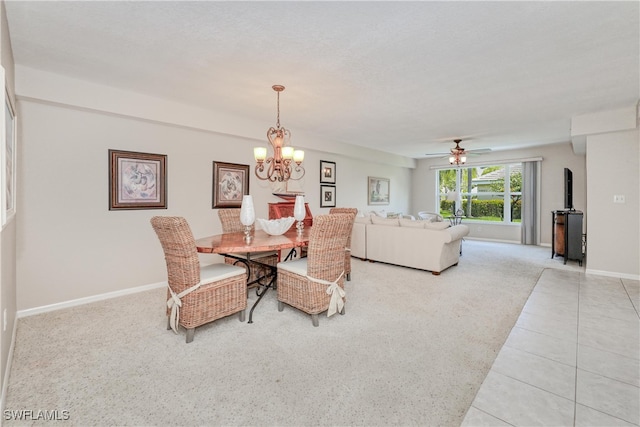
[
  {"left": 212, "top": 161, "right": 250, "bottom": 208},
  {"left": 319, "top": 160, "right": 336, "bottom": 184},
  {"left": 320, "top": 185, "right": 336, "bottom": 208},
  {"left": 368, "top": 176, "right": 390, "bottom": 205},
  {"left": 109, "top": 149, "right": 167, "bottom": 210},
  {"left": 1, "top": 85, "right": 16, "bottom": 227}
]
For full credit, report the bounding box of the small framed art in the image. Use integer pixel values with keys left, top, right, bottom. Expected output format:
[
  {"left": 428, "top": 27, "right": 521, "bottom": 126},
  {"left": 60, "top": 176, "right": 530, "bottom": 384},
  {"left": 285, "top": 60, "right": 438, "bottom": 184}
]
[
  {"left": 368, "top": 176, "right": 390, "bottom": 205},
  {"left": 320, "top": 160, "right": 336, "bottom": 184},
  {"left": 109, "top": 149, "right": 167, "bottom": 210},
  {"left": 212, "top": 161, "right": 250, "bottom": 208},
  {"left": 320, "top": 185, "right": 336, "bottom": 208}
]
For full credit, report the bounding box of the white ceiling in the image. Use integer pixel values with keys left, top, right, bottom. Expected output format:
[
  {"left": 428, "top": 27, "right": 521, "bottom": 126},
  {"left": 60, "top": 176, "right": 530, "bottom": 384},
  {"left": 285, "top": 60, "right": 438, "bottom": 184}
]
[{"left": 4, "top": 1, "right": 639, "bottom": 159}]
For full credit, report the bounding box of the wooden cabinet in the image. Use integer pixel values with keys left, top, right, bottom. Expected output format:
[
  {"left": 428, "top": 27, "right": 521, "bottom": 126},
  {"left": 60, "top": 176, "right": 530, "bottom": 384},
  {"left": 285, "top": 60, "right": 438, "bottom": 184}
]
[
  {"left": 552, "top": 210, "right": 584, "bottom": 265},
  {"left": 554, "top": 212, "right": 565, "bottom": 255},
  {"left": 268, "top": 202, "right": 313, "bottom": 232}
]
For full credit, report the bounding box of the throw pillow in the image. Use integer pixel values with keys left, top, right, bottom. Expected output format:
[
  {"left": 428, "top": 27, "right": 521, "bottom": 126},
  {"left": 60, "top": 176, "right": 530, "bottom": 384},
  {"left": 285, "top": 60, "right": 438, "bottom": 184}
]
[
  {"left": 371, "top": 215, "right": 400, "bottom": 226},
  {"left": 369, "top": 210, "right": 387, "bottom": 218}
]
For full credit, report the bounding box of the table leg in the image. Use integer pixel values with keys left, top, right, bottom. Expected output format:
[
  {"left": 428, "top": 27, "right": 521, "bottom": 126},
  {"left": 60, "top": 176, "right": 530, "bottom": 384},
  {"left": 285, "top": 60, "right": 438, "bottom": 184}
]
[
  {"left": 248, "top": 273, "right": 277, "bottom": 324},
  {"left": 248, "top": 247, "right": 298, "bottom": 323}
]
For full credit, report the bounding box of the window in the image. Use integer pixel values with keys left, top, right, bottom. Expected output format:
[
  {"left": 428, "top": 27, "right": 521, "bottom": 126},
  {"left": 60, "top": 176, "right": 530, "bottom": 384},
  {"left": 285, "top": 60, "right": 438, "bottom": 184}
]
[{"left": 437, "top": 163, "right": 522, "bottom": 223}]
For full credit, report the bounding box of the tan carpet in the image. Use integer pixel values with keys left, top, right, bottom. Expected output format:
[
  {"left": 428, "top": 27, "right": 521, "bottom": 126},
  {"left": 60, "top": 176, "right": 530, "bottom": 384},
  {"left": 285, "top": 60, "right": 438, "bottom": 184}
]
[{"left": 4, "top": 240, "right": 583, "bottom": 426}]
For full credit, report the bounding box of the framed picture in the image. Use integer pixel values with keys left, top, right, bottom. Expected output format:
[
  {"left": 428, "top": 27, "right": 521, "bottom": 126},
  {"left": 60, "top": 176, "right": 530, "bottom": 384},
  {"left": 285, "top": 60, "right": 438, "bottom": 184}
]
[
  {"left": 212, "top": 161, "right": 249, "bottom": 208},
  {"left": 1, "top": 83, "right": 16, "bottom": 227},
  {"left": 320, "top": 160, "right": 336, "bottom": 184},
  {"left": 368, "top": 176, "right": 390, "bottom": 205},
  {"left": 109, "top": 150, "right": 167, "bottom": 210},
  {"left": 320, "top": 185, "right": 336, "bottom": 208}
]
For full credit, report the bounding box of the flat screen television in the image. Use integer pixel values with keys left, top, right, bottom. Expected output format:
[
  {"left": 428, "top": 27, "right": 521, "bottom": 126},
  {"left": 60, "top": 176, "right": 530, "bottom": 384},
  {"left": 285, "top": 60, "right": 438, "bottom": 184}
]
[{"left": 564, "top": 168, "right": 574, "bottom": 211}]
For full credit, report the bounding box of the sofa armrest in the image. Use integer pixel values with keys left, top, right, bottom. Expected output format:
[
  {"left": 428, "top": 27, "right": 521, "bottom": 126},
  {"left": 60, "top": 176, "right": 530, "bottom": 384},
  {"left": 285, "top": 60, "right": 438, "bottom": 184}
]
[
  {"left": 444, "top": 224, "right": 470, "bottom": 243},
  {"left": 350, "top": 222, "right": 367, "bottom": 259}
]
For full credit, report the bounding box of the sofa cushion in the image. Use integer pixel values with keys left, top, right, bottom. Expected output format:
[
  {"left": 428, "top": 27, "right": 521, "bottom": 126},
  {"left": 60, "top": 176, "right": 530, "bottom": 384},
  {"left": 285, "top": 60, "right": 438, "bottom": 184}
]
[
  {"left": 371, "top": 215, "right": 399, "bottom": 226},
  {"left": 424, "top": 221, "right": 450, "bottom": 230},
  {"left": 399, "top": 218, "right": 425, "bottom": 228}
]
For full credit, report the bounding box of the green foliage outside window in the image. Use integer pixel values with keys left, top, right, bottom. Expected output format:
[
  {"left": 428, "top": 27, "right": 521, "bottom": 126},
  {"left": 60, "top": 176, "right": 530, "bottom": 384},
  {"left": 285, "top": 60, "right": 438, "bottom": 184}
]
[{"left": 440, "top": 199, "right": 521, "bottom": 221}]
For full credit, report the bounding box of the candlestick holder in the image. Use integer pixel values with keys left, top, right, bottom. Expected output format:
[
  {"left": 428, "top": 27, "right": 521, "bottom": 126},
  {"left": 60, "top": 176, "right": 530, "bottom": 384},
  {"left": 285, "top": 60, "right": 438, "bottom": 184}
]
[{"left": 243, "top": 225, "right": 253, "bottom": 243}]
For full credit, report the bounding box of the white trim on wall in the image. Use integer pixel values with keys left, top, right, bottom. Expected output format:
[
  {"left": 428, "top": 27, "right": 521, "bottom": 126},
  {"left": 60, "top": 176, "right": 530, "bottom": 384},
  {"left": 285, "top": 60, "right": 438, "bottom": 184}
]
[{"left": 17, "top": 281, "right": 166, "bottom": 319}]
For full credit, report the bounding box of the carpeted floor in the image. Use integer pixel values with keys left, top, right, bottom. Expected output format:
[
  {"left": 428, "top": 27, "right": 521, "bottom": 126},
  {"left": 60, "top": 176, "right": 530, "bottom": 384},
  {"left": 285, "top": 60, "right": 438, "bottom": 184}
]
[{"left": 4, "top": 240, "right": 583, "bottom": 426}]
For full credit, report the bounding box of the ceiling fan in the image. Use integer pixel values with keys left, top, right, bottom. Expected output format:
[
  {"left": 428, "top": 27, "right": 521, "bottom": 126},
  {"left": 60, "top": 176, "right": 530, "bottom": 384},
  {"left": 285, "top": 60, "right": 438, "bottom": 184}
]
[{"left": 424, "top": 139, "right": 492, "bottom": 164}]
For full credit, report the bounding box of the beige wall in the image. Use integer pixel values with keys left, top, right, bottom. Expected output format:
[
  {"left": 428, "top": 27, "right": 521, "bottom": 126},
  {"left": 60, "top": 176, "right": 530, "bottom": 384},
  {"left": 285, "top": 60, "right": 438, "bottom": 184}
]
[
  {"left": 586, "top": 129, "right": 639, "bottom": 278},
  {"left": 411, "top": 143, "right": 587, "bottom": 245}
]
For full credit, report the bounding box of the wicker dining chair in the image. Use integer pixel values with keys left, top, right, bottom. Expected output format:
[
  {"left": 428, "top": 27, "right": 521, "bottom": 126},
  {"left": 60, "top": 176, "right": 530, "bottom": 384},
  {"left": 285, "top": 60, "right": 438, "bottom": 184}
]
[
  {"left": 329, "top": 207, "right": 357, "bottom": 281},
  {"left": 217, "top": 209, "right": 279, "bottom": 285},
  {"left": 276, "top": 214, "right": 352, "bottom": 326},
  {"left": 150, "top": 216, "right": 247, "bottom": 343}
]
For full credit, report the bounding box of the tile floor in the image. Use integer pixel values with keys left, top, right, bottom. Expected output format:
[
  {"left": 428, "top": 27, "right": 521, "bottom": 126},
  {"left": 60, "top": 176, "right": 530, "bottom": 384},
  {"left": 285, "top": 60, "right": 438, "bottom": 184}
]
[{"left": 462, "top": 269, "right": 640, "bottom": 426}]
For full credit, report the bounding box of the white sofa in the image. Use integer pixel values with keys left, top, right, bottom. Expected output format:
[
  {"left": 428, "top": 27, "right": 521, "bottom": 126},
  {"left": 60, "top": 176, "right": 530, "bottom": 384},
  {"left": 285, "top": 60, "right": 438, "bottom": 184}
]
[{"left": 350, "top": 215, "right": 469, "bottom": 275}]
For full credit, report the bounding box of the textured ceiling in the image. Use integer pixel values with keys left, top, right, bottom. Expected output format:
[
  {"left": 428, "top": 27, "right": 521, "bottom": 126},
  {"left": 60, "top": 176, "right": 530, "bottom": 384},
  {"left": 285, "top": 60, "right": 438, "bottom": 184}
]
[{"left": 5, "top": 1, "right": 639, "bottom": 158}]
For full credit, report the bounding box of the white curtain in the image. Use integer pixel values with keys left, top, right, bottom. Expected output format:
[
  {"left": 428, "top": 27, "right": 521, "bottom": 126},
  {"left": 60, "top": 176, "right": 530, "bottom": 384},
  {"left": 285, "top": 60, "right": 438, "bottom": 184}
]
[{"left": 521, "top": 161, "right": 540, "bottom": 245}]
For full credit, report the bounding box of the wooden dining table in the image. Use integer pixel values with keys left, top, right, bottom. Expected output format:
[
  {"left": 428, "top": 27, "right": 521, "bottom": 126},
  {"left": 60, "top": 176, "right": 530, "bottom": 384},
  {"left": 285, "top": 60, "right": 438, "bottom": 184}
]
[
  {"left": 195, "top": 228, "right": 311, "bottom": 258},
  {"left": 195, "top": 227, "right": 311, "bottom": 323}
]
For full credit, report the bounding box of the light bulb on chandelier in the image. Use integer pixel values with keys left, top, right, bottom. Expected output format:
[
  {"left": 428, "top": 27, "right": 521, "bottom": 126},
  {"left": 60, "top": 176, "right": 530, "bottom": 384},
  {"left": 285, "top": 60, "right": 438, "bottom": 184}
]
[{"left": 254, "top": 85, "right": 305, "bottom": 182}]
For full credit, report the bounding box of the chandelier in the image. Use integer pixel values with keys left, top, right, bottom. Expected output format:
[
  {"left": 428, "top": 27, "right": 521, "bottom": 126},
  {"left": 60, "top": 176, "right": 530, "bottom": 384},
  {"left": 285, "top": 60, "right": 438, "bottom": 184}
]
[
  {"left": 254, "top": 85, "right": 305, "bottom": 182},
  {"left": 449, "top": 139, "right": 467, "bottom": 166}
]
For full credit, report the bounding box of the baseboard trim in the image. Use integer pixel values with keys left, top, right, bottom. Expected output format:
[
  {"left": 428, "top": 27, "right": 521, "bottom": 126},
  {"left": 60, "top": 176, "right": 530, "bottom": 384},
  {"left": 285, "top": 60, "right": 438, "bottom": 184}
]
[
  {"left": 17, "top": 281, "right": 167, "bottom": 319},
  {"left": 585, "top": 269, "right": 640, "bottom": 281}
]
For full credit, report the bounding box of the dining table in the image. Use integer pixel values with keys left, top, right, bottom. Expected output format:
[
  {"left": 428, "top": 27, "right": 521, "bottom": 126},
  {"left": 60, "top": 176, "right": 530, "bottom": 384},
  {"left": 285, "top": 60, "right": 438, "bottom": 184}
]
[{"left": 195, "top": 227, "right": 311, "bottom": 323}]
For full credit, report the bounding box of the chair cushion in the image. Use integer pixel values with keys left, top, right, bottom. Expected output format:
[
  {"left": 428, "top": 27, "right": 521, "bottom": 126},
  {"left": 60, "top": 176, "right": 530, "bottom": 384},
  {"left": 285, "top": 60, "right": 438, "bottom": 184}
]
[
  {"left": 277, "top": 258, "right": 308, "bottom": 276},
  {"left": 418, "top": 212, "right": 443, "bottom": 222},
  {"left": 200, "top": 263, "right": 246, "bottom": 284}
]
